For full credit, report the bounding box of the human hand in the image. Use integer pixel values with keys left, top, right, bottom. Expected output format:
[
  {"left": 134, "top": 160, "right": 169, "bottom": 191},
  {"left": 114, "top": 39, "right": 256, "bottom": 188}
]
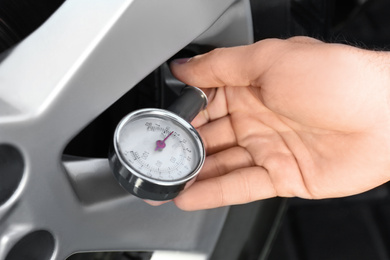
[{"left": 170, "top": 36, "right": 390, "bottom": 211}]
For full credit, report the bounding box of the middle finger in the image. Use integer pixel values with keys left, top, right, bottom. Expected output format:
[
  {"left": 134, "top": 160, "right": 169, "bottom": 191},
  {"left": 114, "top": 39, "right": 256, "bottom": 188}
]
[{"left": 197, "top": 115, "right": 237, "bottom": 155}]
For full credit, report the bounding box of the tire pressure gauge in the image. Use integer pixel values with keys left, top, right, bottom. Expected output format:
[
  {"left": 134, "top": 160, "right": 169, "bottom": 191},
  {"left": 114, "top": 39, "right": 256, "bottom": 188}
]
[{"left": 109, "top": 86, "right": 207, "bottom": 201}]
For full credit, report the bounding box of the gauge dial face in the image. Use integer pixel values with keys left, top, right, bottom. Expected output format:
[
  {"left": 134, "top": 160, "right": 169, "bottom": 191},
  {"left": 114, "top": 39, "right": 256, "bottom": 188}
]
[{"left": 115, "top": 110, "right": 203, "bottom": 182}]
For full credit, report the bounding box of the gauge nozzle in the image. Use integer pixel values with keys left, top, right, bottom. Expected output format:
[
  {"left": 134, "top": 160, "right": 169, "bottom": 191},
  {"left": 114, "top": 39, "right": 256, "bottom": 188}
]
[{"left": 167, "top": 86, "right": 208, "bottom": 123}]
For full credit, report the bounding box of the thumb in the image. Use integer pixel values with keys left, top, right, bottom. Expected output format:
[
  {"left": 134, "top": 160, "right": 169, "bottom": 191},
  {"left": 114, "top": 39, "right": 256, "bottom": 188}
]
[{"left": 170, "top": 41, "right": 278, "bottom": 88}]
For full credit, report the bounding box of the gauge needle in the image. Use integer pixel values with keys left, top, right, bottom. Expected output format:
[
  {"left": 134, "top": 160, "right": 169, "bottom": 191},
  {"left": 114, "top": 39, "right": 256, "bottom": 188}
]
[{"left": 155, "top": 131, "right": 173, "bottom": 151}]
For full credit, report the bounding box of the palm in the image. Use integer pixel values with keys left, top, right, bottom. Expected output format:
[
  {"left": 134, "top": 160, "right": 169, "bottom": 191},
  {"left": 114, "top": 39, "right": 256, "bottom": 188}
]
[{"left": 217, "top": 85, "right": 390, "bottom": 196}]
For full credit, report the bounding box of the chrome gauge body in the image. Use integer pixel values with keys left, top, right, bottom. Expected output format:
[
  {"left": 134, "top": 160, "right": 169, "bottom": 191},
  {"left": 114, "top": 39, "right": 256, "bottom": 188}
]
[{"left": 109, "top": 86, "right": 207, "bottom": 201}]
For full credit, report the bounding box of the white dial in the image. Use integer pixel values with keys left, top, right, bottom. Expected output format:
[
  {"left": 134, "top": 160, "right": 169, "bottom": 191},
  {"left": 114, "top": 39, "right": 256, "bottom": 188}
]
[
  {"left": 110, "top": 87, "right": 207, "bottom": 201},
  {"left": 116, "top": 112, "right": 201, "bottom": 182}
]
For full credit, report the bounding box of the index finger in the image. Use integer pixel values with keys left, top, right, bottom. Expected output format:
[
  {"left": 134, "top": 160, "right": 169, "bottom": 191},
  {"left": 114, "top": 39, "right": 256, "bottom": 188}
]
[{"left": 170, "top": 39, "right": 281, "bottom": 89}]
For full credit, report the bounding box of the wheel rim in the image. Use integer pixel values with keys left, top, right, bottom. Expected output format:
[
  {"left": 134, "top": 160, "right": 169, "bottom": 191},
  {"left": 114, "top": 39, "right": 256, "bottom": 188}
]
[{"left": 0, "top": 0, "right": 253, "bottom": 259}]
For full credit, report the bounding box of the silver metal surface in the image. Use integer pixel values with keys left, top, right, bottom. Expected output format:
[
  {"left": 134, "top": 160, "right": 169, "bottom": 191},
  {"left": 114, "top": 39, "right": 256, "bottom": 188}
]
[
  {"left": 151, "top": 251, "right": 207, "bottom": 260},
  {"left": 0, "top": 0, "right": 253, "bottom": 259}
]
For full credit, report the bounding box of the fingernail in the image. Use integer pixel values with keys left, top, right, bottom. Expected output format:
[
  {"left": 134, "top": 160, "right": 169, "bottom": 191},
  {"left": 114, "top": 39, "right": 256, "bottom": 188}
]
[
  {"left": 143, "top": 199, "right": 171, "bottom": 206},
  {"left": 172, "top": 58, "right": 192, "bottom": 65}
]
